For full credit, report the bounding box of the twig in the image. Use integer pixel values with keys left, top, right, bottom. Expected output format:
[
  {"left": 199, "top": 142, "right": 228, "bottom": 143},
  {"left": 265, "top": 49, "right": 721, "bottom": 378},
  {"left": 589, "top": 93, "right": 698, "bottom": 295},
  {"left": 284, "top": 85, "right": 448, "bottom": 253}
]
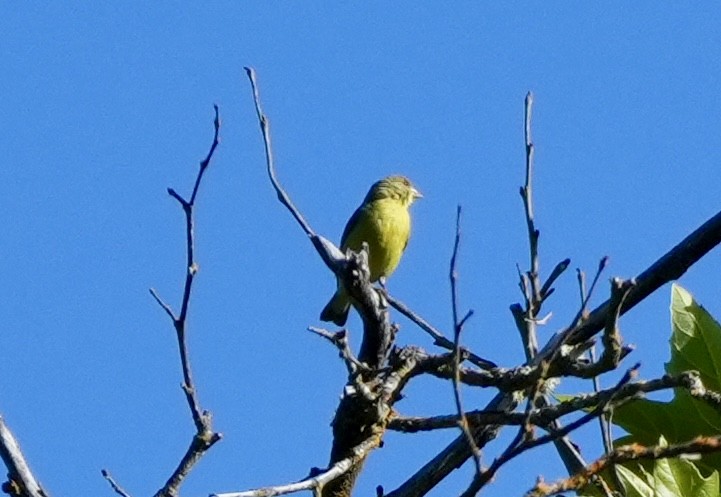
[
  {"left": 0, "top": 416, "right": 47, "bottom": 497},
  {"left": 577, "top": 261, "right": 614, "bottom": 458},
  {"left": 510, "top": 92, "right": 587, "bottom": 479},
  {"left": 245, "top": 67, "right": 394, "bottom": 371},
  {"left": 149, "top": 287, "right": 175, "bottom": 321},
  {"left": 244, "top": 67, "right": 314, "bottom": 237},
  {"left": 149, "top": 106, "right": 222, "bottom": 497},
  {"left": 577, "top": 269, "right": 586, "bottom": 309},
  {"left": 448, "top": 206, "right": 482, "bottom": 474},
  {"left": 213, "top": 437, "right": 381, "bottom": 497},
  {"left": 515, "top": 92, "right": 542, "bottom": 361},
  {"left": 526, "top": 434, "right": 721, "bottom": 497},
  {"left": 562, "top": 208, "right": 721, "bottom": 347},
  {"left": 388, "top": 370, "right": 715, "bottom": 435},
  {"left": 101, "top": 470, "right": 133, "bottom": 497},
  {"left": 522, "top": 93, "right": 539, "bottom": 300},
  {"left": 539, "top": 258, "right": 570, "bottom": 302},
  {"left": 589, "top": 345, "right": 613, "bottom": 456},
  {"left": 567, "top": 278, "right": 635, "bottom": 379},
  {"left": 459, "top": 365, "right": 638, "bottom": 497},
  {"left": 386, "top": 110, "right": 721, "bottom": 497},
  {"left": 571, "top": 256, "right": 609, "bottom": 328},
  {"left": 308, "top": 327, "right": 370, "bottom": 376},
  {"left": 386, "top": 295, "right": 496, "bottom": 370}
]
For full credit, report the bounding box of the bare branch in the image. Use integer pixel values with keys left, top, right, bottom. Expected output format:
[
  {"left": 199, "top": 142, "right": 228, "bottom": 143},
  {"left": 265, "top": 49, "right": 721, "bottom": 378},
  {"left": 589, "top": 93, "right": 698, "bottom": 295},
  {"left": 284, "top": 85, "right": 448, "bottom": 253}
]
[
  {"left": 0, "top": 416, "right": 47, "bottom": 497},
  {"left": 149, "top": 287, "right": 175, "bottom": 321},
  {"left": 308, "top": 327, "right": 371, "bottom": 376},
  {"left": 567, "top": 278, "right": 635, "bottom": 378},
  {"left": 101, "top": 470, "right": 133, "bottom": 497},
  {"left": 387, "top": 97, "right": 721, "bottom": 497},
  {"left": 150, "top": 107, "right": 222, "bottom": 497},
  {"left": 459, "top": 365, "right": 638, "bottom": 497},
  {"left": 570, "top": 256, "right": 609, "bottom": 328},
  {"left": 539, "top": 258, "right": 570, "bottom": 301},
  {"left": 448, "top": 206, "right": 482, "bottom": 473},
  {"left": 244, "top": 67, "right": 314, "bottom": 237},
  {"left": 515, "top": 92, "right": 543, "bottom": 361},
  {"left": 386, "top": 294, "right": 496, "bottom": 370},
  {"left": 213, "top": 437, "right": 380, "bottom": 497},
  {"left": 561, "top": 208, "right": 721, "bottom": 348},
  {"left": 388, "top": 370, "right": 715, "bottom": 436},
  {"left": 526, "top": 435, "right": 721, "bottom": 497},
  {"left": 245, "top": 67, "right": 396, "bottom": 497},
  {"left": 589, "top": 346, "right": 614, "bottom": 456}
]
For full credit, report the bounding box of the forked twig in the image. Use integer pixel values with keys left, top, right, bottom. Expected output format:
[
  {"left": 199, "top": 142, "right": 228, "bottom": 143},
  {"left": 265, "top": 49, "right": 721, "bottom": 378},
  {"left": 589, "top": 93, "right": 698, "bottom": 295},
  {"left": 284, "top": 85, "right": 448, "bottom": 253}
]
[
  {"left": 571, "top": 256, "right": 609, "bottom": 328},
  {"left": 308, "top": 327, "right": 371, "bottom": 376},
  {"left": 449, "top": 206, "right": 481, "bottom": 473},
  {"left": 140, "top": 106, "right": 222, "bottom": 497},
  {"left": 459, "top": 365, "right": 638, "bottom": 497},
  {"left": 514, "top": 91, "right": 544, "bottom": 361}
]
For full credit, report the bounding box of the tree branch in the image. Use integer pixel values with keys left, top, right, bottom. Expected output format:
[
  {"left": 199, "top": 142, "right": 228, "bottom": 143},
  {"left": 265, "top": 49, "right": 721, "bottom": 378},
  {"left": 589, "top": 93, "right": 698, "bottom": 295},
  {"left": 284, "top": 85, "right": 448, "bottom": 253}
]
[
  {"left": 141, "top": 106, "right": 222, "bottom": 497},
  {"left": 448, "top": 206, "right": 481, "bottom": 473},
  {"left": 561, "top": 208, "right": 721, "bottom": 347},
  {"left": 386, "top": 295, "right": 496, "bottom": 370},
  {"left": 0, "top": 416, "right": 48, "bottom": 497},
  {"left": 101, "top": 470, "right": 132, "bottom": 497},
  {"left": 526, "top": 435, "right": 721, "bottom": 497},
  {"left": 213, "top": 437, "right": 381, "bottom": 497},
  {"left": 245, "top": 66, "right": 399, "bottom": 497}
]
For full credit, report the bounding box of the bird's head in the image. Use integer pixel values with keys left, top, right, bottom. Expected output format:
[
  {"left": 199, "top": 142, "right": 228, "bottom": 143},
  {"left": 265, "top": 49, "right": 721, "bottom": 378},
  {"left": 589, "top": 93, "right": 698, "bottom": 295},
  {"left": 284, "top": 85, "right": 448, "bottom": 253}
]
[{"left": 365, "top": 175, "right": 422, "bottom": 206}]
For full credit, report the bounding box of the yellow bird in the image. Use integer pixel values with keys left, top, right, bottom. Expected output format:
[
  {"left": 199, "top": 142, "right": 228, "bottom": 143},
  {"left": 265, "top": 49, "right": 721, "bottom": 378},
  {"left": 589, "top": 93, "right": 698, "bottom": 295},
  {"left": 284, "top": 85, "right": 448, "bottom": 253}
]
[{"left": 320, "top": 175, "right": 422, "bottom": 326}]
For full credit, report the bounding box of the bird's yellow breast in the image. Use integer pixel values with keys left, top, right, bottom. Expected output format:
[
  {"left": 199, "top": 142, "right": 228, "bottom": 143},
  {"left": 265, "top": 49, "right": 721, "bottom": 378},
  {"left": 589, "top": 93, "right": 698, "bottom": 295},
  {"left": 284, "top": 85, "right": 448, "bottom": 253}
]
[{"left": 341, "top": 198, "right": 411, "bottom": 282}]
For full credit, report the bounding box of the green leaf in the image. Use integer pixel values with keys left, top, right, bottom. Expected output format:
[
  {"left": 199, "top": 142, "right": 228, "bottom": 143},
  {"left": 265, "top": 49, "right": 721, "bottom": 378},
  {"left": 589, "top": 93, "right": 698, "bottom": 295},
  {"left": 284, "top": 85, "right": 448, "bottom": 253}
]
[
  {"left": 615, "top": 439, "right": 719, "bottom": 497},
  {"left": 611, "top": 284, "right": 721, "bottom": 476},
  {"left": 616, "top": 464, "right": 654, "bottom": 497},
  {"left": 668, "top": 285, "right": 721, "bottom": 391}
]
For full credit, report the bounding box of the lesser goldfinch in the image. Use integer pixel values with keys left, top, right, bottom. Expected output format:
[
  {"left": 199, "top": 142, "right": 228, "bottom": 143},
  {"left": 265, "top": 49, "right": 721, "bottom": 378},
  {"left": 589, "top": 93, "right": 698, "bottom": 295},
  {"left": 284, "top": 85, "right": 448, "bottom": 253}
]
[{"left": 320, "top": 175, "right": 422, "bottom": 326}]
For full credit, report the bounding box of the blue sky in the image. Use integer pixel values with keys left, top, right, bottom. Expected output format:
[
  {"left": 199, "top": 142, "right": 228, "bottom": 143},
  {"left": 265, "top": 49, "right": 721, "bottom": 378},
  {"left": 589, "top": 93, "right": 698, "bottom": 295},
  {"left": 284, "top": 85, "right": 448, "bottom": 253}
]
[{"left": 2, "top": 3, "right": 721, "bottom": 497}]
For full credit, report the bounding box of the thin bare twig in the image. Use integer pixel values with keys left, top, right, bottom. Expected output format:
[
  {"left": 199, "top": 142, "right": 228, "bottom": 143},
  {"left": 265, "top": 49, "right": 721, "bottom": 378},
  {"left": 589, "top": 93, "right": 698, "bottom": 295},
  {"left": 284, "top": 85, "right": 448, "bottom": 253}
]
[
  {"left": 387, "top": 295, "right": 496, "bottom": 370},
  {"left": 0, "top": 416, "right": 47, "bottom": 497},
  {"left": 449, "top": 206, "right": 481, "bottom": 473},
  {"left": 571, "top": 256, "right": 609, "bottom": 328},
  {"left": 515, "top": 91, "right": 542, "bottom": 361},
  {"left": 539, "top": 258, "right": 570, "bottom": 302},
  {"left": 213, "top": 437, "right": 381, "bottom": 497},
  {"left": 244, "top": 67, "right": 314, "bottom": 237},
  {"left": 308, "top": 327, "right": 371, "bottom": 376},
  {"left": 589, "top": 346, "right": 613, "bottom": 456},
  {"left": 581, "top": 262, "right": 614, "bottom": 456},
  {"left": 149, "top": 106, "right": 222, "bottom": 497},
  {"left": 575, "top": 258, "right": 613, "bottom": 455},
  {"left": 101, "top": 470, "right": 133, "bottom": 497},
  {"left": 459, "top": 365, "right": 638, "bottom": 497}
]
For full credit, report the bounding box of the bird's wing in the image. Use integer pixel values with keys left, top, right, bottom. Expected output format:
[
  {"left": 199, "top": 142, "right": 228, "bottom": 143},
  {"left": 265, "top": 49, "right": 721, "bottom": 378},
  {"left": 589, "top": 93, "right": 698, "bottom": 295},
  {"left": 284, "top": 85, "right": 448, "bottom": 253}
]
[{"left": 340, "top": 204, "right": 366, "bottom": 249}]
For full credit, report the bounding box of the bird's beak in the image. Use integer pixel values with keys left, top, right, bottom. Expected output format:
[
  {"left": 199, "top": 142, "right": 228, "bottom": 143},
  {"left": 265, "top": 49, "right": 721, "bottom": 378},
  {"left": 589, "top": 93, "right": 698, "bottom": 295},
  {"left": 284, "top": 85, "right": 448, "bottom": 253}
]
[{"left": 411, "top": 187, "right": 423, "bottom": 200}]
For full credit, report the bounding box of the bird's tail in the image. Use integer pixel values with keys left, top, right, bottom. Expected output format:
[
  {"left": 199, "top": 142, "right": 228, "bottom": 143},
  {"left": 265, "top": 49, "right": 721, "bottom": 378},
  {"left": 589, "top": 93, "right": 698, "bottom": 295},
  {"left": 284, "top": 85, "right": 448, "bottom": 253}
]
[{"left": 320, "top": 289, "right": 350, "bottom": 326}]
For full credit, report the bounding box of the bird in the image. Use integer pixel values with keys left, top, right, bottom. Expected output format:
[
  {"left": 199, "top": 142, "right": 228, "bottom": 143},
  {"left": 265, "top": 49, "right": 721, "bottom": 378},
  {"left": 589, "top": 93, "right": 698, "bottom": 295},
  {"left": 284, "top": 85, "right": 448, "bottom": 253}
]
[{"left": 320, "top": 175, "right": 422, "bottom": 326}]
